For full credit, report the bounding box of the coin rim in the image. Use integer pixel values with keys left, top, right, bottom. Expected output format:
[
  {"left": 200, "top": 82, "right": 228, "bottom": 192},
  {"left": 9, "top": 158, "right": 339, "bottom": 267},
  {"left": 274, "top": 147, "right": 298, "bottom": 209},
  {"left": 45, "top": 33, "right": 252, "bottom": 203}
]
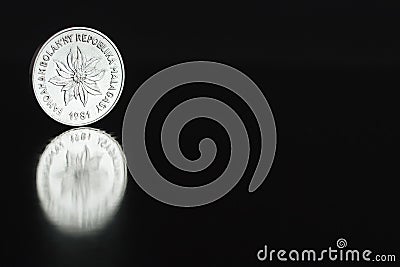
[{"left": 32, "top": 27, "right": 125, "bottom": 126}]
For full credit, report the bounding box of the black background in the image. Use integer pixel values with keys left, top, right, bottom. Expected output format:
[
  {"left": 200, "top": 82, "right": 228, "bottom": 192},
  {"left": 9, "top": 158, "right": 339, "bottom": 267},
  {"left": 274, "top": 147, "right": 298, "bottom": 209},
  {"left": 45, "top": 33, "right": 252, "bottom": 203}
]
[{"left": 4, "top": 1, "right": 400, "bottom": 266}]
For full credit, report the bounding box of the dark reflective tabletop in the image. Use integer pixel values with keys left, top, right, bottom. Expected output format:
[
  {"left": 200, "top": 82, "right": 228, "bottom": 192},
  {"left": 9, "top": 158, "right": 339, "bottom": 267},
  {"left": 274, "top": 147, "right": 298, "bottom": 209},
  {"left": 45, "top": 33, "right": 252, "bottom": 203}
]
[{"left": 5, "top": 1, "right": 400, "bottom": 266}]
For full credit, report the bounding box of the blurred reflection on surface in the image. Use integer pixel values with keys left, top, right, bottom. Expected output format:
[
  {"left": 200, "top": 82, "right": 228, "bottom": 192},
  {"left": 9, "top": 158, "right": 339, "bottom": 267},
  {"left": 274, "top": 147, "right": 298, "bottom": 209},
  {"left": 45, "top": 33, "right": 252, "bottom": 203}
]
[{"left": 36, "top": 127, "right": 127, "bottom": 235}]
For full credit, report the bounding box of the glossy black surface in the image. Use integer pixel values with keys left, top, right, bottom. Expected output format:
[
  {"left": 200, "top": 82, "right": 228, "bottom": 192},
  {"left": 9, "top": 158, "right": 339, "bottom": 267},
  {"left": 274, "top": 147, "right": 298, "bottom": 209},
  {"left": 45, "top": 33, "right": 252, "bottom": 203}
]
[{"left": 5, "top": 1, "right": 399, "bottom": 266}]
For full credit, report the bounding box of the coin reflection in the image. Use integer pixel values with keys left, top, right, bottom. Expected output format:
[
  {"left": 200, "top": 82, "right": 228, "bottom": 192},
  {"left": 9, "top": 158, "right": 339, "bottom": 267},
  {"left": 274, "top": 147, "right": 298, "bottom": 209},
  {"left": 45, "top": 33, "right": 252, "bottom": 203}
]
[{"left": 36, "top": 127, "right": 127, "bottom": 235}]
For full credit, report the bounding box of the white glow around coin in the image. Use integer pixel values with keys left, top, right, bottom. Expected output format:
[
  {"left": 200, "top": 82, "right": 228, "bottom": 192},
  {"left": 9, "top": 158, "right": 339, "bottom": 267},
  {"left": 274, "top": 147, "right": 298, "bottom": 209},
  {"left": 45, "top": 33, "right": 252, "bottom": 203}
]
[{"left": 36, "top": 128, "right": 127, "bottom": 235}]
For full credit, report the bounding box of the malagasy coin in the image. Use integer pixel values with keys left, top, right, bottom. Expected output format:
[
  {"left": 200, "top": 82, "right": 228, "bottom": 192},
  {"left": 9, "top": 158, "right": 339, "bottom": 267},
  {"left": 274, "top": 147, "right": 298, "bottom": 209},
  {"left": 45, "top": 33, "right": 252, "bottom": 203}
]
[
  {"left": 32, "top": 27, "right": 124, "bottom": 126},
  {"left": 36, "top": 127, "right": 127, "bottom": 234}
]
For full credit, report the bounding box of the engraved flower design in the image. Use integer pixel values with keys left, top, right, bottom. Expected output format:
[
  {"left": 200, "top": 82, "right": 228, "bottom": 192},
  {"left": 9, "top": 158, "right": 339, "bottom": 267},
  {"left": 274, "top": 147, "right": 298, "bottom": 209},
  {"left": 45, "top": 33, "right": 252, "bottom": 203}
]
[{"left": 49, "top": 46, "right": 105, "bottom": 106}]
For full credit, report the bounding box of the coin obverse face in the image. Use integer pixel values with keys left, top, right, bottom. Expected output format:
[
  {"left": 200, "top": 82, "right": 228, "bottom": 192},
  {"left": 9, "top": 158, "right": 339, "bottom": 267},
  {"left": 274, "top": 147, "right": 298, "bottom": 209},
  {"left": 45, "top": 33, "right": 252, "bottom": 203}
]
[{"left": 32, "top": 27, "right": 124, "bottom": 126}]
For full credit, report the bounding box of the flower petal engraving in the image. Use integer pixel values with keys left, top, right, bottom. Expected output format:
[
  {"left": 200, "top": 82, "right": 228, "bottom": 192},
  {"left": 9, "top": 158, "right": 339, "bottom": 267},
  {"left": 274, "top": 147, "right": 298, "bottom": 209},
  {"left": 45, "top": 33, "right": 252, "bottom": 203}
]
[
  {"left": 83, "top": 83, "right": 101, "bottom": 96},
  {"left": 56, "top": 68, "right": 73, "bottom": 80},
  {"left": 66, "top": 49, "right": 75, "bottom": 71},
  {"left": 87, "top": 69, "right": 105, "bottom": 82},
  {"left": 76, "top": 47, "right": 84, "bottom": 71},
  {"left": 54, "top": 60, "right": 73, "bottom": 75},
  {"left": 63, "top": 86, "right": 75, "bottom": 106},
  {"left": 84, "top": 58, "right": 100, "bottom": 73},
  {"left": 61, "top": 81, "right": 74, "bottom": 92},
  {"left": 78, "top": 83, "right": 88, "bottom": 107},
  {"left": 73, "top": 83, "right": 79, "bottom": 99},
  {"left": 49, "top": 76, "right": 70, "bottom": 86}
]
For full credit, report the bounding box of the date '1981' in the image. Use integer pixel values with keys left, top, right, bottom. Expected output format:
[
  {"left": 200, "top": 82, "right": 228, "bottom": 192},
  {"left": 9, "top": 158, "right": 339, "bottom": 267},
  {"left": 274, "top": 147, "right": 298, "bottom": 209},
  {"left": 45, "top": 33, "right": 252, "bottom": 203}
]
[{"left": 69, "top": 111, "right": 90, "bottom": 121}]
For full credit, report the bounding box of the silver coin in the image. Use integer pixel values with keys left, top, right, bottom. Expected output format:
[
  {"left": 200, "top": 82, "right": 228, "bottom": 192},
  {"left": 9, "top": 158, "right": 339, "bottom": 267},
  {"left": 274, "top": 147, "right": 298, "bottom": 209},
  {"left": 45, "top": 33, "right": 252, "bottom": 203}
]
[
  {"left": 32, "top": 27, "right": 125, "bottom": 126},
  {"left": 36, "top": 127, "right": 127, "bottom": 235}
]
